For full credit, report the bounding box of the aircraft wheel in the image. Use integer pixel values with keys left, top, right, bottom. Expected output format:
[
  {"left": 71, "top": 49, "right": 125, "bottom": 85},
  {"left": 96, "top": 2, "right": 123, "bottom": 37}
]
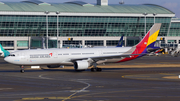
[
  {"left": 91, "top": 68, "right": 102, "bottom": 72},
  {"left": 97, "top": 68, "right": 102, "bottom": 72},
  {"left": 20, "top": 69, "right": 24, "bottom": 73},
  {"left": 20, "top": 66, "right": 24, "bottom": 73},
  {"left": 91, "top": 68, "right": 96, "bottom": 72},
  {"left": 75, "top": 69, "right": 85, "bottom": 72}
]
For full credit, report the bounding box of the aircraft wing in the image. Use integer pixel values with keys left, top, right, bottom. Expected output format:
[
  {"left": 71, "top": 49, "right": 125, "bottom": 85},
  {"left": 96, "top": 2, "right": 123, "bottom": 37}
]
[{"left": 70, "top": 53, "right": 148, "bottom": 62}]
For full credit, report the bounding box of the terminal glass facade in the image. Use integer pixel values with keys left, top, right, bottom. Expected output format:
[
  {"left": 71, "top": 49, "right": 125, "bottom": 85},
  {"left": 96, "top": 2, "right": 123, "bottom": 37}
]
[
  {"left": 0, "top": 15, "right": 171, "bottom": 37},
  {"left": 63, "top": 40, "right": 82, "bottom": 45},
  {"left": 106, "top": 40, "right": 119, "bottom": 46},
  {"left": 31, "top": 39, "right": 42, "bottom": 48},
  {"left": 0, "top": 15, "right": 174, "bottom": 48},
  {"left": 63, "top": 40, "right": 82, "bottom": 48},
  {"left": 17, "top": 41, "right": 28, "bottom": 47},
  {"left": 0, "top": 41, "right": 14, "bottom": 47},
  {"left": 169, "top": 22, "right": 180, "bottom": 36},
  {"left": 85, "top": 40, "right": 103, "bottom": 46},
  {"left": 48, "top": 40, "right": 57, "bottom": 48}
]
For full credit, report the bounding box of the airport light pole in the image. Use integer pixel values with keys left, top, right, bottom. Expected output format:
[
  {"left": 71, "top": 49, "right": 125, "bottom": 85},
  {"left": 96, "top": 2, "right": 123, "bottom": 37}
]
[
  {"left": 56, "top": 11, "right": 60, "bottom": 48},
  {"left": 153, "top": 13, "right": 157, "bottom": 24},
  {"left": 45, "top": 11, "right": 49, "bottom": 49},
  {"left": 143, "top": 12, "right": 148, "bottom": 36}
]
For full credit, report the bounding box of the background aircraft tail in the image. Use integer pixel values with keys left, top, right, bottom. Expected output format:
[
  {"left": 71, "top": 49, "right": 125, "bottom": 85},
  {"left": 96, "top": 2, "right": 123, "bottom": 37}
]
[
  {"left": 0, "top": 44, "right": 10, "bottom": 57},
  {"left": 116, "top": 35, "right": 123, "bottom": 47}
]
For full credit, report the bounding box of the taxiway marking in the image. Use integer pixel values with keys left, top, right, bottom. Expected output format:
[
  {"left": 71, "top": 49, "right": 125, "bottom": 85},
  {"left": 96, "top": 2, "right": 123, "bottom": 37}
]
[
  {"left": 38, "top": 74, "right": 91, "bottom": 101},
  {"left": 0, "top": 88, "right": 12, "bottom": 90}
]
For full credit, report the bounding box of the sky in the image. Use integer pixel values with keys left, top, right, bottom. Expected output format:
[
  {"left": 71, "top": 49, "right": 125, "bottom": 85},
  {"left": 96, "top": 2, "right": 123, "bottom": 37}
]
[{"left": 3, "top": 0, "right": 180, "bottom": 17}]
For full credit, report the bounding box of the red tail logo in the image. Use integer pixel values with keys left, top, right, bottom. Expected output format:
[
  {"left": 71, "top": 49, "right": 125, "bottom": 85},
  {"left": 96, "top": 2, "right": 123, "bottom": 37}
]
[{"left": 49, "top": 53, "right": 53, "bottom": 56}]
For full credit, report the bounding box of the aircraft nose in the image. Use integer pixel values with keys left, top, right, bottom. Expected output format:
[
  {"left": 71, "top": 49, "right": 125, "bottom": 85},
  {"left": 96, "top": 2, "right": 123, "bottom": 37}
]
[
  {"left": 4, "top": 56, "right": 21, "bottom": 65},
  {"left": 4, "top": 57, "right": 11, "bottom": 63}
]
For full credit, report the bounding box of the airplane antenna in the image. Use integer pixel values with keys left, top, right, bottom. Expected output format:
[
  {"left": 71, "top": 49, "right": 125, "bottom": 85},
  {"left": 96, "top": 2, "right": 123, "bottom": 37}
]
[{"left": 119, "top": 0, "right": 124, "bottom": 4}]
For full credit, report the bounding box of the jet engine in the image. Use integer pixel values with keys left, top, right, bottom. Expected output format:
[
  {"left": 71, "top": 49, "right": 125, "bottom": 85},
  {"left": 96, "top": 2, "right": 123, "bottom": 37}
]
[{"left": 74, "top": 61, "right": 90, "bottom": 70}]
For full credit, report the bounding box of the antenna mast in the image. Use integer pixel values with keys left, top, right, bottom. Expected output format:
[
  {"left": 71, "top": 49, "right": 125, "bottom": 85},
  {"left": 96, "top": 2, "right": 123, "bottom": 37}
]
[{"left": 119, "top": 0, "right": 124, "bottom": 4}]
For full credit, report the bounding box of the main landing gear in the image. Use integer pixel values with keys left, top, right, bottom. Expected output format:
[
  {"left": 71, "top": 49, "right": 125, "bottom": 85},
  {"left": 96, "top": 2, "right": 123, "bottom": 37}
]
[
  {"left": 91, "top": 63, "right": 102, "bottom": 72},
  {"left": 20, "top": 66, "right": 24, "bottom": 73}
]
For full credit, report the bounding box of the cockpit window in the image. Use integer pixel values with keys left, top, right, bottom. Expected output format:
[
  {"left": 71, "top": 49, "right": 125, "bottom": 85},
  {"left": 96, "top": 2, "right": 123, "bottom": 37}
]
[{"left": 8, "top": 54, "right": 15, "bottom": 57}]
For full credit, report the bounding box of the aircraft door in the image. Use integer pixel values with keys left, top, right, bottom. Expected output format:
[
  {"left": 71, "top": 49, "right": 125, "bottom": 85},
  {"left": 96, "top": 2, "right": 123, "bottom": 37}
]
[
  {"left": 99, "top": 50, "right": 103, "bottom": 56},
  {"left": 21, "top": 53, "right": 26, "bottom": 59}
]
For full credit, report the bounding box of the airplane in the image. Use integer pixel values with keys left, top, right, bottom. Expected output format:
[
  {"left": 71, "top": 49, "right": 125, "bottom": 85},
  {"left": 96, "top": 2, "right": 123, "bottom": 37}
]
[{"left": 4, "top": 23, "right": 161, "bottom": 73}]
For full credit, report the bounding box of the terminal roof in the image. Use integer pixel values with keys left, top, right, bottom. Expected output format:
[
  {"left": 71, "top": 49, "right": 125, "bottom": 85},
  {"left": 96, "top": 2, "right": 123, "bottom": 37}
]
[
  {"left": 22, "top": 0, "right": 51, "bottom": 5},
  {"left": 0, "top": 1, "right": 174, "bottom": 14},
  {"left": 65, "top": 1, "right": 94, "bottom": 6},
  {"left": 0, "top": 1, "right": 4, "bottom": 5}
]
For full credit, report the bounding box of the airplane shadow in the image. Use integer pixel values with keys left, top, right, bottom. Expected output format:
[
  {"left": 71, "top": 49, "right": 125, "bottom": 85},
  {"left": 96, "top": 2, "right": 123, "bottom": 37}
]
[
  {"left": 0, "top": 68, "right": 130, "bottom": 73},
  {"left": 42, "top": 68, "right": 130, "bottom": 72},
  {"left": 0, "top": 69, "right": 46, "bottom": 73}
]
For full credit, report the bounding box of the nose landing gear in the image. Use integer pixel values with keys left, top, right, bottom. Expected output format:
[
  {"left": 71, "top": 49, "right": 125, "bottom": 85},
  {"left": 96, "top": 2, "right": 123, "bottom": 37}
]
[{"left": 20, "top": 66, "right": 24, "bottom": 73}]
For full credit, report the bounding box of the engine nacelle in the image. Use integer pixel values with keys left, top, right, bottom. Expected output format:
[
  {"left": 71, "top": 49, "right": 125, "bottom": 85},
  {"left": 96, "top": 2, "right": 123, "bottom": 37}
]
[
  {"left": 47, "top": 65, "right": 60, "bottom": 68},
  {"left": 74, "top": 61, "right": 89, "bottom": 70}
]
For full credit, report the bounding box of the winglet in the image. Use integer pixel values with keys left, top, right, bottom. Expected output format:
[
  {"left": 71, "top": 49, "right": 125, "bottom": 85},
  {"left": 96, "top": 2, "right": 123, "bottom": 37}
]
[{"left": 0, "top": 44, "right": 10, "bottom": 57}]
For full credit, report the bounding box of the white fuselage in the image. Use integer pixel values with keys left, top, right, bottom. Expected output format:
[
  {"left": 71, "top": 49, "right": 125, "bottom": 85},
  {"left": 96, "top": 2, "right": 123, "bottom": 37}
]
[{"left": 4, "top": 47, "right": 132, "bottom": 66}]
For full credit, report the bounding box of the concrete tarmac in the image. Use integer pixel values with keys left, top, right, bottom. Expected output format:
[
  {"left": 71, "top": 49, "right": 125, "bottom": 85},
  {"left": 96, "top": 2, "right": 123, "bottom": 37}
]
[{"left": 0, "top": 55, "right": 180, "bottom": 101}]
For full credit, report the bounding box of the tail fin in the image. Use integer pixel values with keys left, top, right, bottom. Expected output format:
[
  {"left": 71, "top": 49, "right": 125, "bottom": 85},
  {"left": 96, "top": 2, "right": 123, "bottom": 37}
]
[
  {"left": 0, "top": 44, "right": 10, "bottom": 57},
  {"left": 117, "top": 23, "right": 161, "bottom": 63},
  {"left": 116, "top": 35, "right": 124, "bottom": 47},
  {"left": 135, "top": 23, "right": 162, "bottom": 54}
]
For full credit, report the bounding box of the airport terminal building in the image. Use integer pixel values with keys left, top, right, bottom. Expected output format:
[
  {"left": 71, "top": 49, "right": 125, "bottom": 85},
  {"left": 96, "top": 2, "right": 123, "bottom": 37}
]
[{"left": 0, "top": 0, "right": 178, "bottom": 50}]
